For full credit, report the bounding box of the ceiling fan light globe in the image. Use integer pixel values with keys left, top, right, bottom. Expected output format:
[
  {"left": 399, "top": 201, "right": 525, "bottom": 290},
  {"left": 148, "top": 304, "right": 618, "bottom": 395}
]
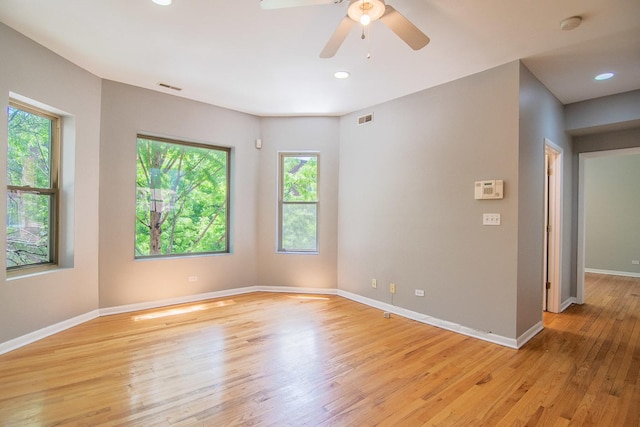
[
  {"left": 348, "top": 0, "right": 385, "bottom": 24},
  {"left": 360, "top": 14, "right": 371, "bottom": 26}
]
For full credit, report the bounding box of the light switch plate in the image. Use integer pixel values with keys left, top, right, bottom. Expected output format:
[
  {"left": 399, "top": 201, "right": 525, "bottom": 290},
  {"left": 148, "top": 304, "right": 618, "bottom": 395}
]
[{"left": 483, "top": 213, "right": 501, "bottom": 226}]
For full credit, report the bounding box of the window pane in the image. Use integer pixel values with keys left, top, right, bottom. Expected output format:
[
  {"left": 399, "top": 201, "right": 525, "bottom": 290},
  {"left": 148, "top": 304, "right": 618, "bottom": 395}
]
[
  {"left": 282, "top": 156, "right": 317, "bottom": 202},
  {"left": 7, "top": 106, "right": 52, "bottom": 188},
  {"left": 135, "top": 137, "right": 229, "bottom": 257},
  {"left": 6, "top": 102, "right": 57, "bottom": 271},
  {"left": 282, "top": 203, "right": 317, "bottom": 251},
  {"left": 6, "top": 191, "right": 52, "bottom": 267}
]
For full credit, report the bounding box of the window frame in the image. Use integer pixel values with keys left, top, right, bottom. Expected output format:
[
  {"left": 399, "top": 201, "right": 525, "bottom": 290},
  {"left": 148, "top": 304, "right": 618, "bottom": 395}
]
[
  {"left": 277, "top": 152, "right": 320, "bottom": 254},
  {"left": 6, "top": 99, "right": 60, "bottom": 272},
  {"left": 134, "top": 134, "right": 231, "bottom": 259}
]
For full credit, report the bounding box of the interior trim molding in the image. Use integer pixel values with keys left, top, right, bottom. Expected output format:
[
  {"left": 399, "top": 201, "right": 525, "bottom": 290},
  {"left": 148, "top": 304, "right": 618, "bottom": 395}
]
[
  {"left": 0, "top": 286, "right": 338, "bottom": 355},
  {"left": 256, "top": 286, "right": 338, "bottom": 295},
  {"left": 515, "top": 321, "right": 544, "bottom": 349},
  {"left": 3, "top": 286, "right": 542, "bottom": 355},
  {"left": 561, "top": 297, "right": 578, "bottom": 312},
  {"left": 0, "top": 310, "right": 100, "bottom": 356},
  {"left": 99, "top": 286, "right": 260, "bottom": 316},
  {"left": 585, "top": 268, "right": 640, "bottom": 278},
  {"left": 337, "top": 289, "right": 528, "bottom": 349},
  {"left": 100, "top": 286, "right": 338, "bottom": 316}
]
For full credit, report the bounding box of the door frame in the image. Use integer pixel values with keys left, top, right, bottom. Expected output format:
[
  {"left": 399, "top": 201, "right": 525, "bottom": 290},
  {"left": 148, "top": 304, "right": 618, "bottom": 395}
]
[{"left": 544, "top": 139, "right": 563, "bottom": 313}]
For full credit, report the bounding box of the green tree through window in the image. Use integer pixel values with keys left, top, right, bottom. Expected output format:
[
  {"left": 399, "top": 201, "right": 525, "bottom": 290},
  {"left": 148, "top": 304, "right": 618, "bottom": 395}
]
[
  {"left": 135, "top": 136, "right": 229, "bottom": 257},
  {"left": 6, "top": 101, "right": 59, "bottom": 269},
  {"left": 278, "top": 153, "right": 319, "bottom": 252}
]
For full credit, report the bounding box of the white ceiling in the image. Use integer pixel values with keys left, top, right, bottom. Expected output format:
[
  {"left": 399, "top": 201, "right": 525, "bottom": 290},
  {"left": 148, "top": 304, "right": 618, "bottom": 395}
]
[{"left": 0, "top": 0, "right": 639, "bottom": 116}]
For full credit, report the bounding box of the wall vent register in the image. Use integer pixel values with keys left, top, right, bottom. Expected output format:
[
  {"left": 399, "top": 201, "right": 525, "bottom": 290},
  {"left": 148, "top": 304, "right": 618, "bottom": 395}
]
[{"left": 357, "top": 113, "right": 373, "bottom": 125}]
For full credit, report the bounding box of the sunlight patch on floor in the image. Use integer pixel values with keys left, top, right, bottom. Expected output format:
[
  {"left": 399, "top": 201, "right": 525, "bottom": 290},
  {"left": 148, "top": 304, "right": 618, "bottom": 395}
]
[{"left": 132, "top": 299, "right": 236, "bottom": 321}]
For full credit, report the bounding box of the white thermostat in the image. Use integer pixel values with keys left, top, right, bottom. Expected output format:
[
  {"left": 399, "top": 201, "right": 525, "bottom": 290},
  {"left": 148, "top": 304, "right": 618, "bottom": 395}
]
[{"left": 475, "top": 180, "right": 504, "bottom": 200}]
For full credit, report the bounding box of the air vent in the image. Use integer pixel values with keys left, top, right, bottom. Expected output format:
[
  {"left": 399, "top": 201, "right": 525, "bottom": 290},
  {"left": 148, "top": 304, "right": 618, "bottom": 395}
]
[
  {"left": 357, "top": 113, "right": 374, "bottom": 125},
  {"left": 158, "top": 82, "right": 182, "bottom": 91}
]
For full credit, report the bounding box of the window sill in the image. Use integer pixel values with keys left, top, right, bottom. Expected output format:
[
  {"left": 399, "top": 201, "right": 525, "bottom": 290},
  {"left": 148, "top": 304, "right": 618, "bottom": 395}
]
[
  {"left": 277, "top": 251, "right": 319, "bottom": 255},
  {"left": 135, "top": 251, "right": 231, "bottom": 262},
  {"left": 6, "top": 264, "right": 64, "bottom": 281}
]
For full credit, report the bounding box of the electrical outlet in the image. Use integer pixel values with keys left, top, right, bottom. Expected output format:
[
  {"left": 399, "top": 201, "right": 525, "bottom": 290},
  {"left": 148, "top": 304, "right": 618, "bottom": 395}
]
[
  {"left": 188, "top": 275, "right": 198, "bottom": 282},
  {"left": 415, "top": 289, "right": 425, "bottom": 297},
  {"left": 632, "top": 260, "right": 640, "bottom": 265},
  {"left": 390, "top": 283, "right": 396, "bottom": 294},
  {"left": 372, "top": 279, "right": 377, "bottom": 288}
]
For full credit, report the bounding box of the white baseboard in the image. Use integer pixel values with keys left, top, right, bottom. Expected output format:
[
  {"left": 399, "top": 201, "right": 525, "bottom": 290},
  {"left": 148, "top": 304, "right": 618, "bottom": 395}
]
[
  {"left": 585, "top": 268, "right": 640, "bottom": 278},
  {"left": 561, "top": 297, "right": 578, "bottom": 312},
  {"left": 1, "top": 286, "right": 338, "bottom": 355},
  {"left": 3, "top": 285, "right": 543, "bottom": 355},
  {"left": 257, "top": 286, "right": 337, "bottom": 295},
  {"left": 99, "top": 286, "right": 260, "bottom": 316},
  {"left": 0, "top": 310, "right": 100, "bottom": 355},
  {"left": 100, "top": 286, "right": 337, "bottom": 316},
  {"left": 337, "top": 290, "right": 526, "bottom": 349},
  {"left": 516, "top": 321, "right": 544, "bottom": 349}
]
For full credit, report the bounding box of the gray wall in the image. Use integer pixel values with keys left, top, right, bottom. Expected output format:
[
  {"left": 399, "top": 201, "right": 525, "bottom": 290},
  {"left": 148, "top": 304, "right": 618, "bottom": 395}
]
[
  {"left": 517, "top": 64, "right": 572, "bottom": 331},
  {"left": 0, "top": 23, "right": 101, "bottom": 343},
  {"left": 3, "top": 18, "right": 639, "bottom": 348},
  {"left": 337, "top": 62, "right": 521, "bottom": 339},
  {"left": 574, "top": 127, "right": 640, "bottom": 153},
  {"left": 257, "top": 117, "right": 339, "bottom": 289},
  {"left": 570, "top": 94, "right": 640, "bottom": 280},
  {"left": 565, "top": 90, "right": 640, "bottom": 135},
  {"left": 0, "top": 24, "right": 341, "bottom": 345},
  {"left": 584, "top": 153, "right": 640, "bottom": 275},
  {"left": 569, "top": 93, "right": 640, "bottom": 297},
  {"left": 98, "top": 81, "right": 262, "bottom": 307},
  {"left": 98, "top": 85, "right": 342, "bottom": 308}
]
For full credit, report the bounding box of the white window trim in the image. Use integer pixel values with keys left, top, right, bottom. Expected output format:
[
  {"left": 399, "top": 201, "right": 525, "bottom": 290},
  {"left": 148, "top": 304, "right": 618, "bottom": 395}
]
[{"left": 277, "top": 151, "right": 320, "bottom": 254}]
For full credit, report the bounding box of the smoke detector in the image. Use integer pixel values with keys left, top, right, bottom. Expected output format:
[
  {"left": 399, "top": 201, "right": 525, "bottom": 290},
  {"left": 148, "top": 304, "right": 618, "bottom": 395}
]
[{"left": 560, "top": 16, "right": 582, "bottom": 31}]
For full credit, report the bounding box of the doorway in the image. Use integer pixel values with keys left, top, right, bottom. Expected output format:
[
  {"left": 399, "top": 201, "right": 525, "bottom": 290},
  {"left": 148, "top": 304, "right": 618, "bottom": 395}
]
[
  {"left": 544, "top": 139, "right": 562, "bottom": 313},
  {"left": 577, "top": 147, "right": 640, "bottom": 304}
]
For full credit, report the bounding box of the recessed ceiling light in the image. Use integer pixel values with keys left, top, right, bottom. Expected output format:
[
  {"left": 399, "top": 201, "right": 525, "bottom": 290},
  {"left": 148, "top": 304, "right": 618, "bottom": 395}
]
[
  {"left": 152, "top": 0, "right": 172, "bottom": 5},
  {"left": 594, "top": 72, "right": 614, "bottom": 81},
  {"left": 334, "top": 71, "right": 350, "bottom": 79}
]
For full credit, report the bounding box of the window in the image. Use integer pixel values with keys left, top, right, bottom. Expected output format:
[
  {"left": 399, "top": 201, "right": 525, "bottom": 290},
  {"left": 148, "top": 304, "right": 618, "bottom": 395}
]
[
  {"left": 135, "top": 135, "right": 230, "bottom": 258},
  {"left": 6, "top": 101, "right": 60, "bottom": 270},
  {"left": 278, "top": 153, "right": 319, "bottom": 253}
]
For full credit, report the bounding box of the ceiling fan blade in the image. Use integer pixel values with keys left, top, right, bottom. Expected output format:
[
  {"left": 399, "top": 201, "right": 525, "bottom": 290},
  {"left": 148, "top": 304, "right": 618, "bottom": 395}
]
[
  {"left": 320, "top": 15, "right": 355, "bottom": 58},
  {"left": 379, "top": 5, "right": 430, "bottom": 50},
  {"left": 260, "top": 0, "right": 336, "bottom": 9}
]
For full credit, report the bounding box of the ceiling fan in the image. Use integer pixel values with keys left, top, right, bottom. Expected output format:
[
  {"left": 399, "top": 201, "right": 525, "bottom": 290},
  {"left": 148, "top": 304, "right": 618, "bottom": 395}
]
[{"left": 260, "top": 0, "right": 430, "bottom": 58}]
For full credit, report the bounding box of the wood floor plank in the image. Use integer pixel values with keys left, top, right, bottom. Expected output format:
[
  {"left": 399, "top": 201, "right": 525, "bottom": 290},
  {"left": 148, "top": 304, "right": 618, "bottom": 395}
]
[{"left": 1, "top": 274, "right": 639, "bottom": 425}]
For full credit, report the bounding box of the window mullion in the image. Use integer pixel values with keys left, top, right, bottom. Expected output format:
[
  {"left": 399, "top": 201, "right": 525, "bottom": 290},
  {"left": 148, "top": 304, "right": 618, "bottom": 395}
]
[{"left": 7, "top": 185, "right": 56, "bottom": 194}]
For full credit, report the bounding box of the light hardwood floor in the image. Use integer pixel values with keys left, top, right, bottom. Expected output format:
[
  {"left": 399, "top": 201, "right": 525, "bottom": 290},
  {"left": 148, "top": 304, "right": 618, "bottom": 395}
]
[{"left": 0, "top": 273, "right": 639, "bottom": 426}]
